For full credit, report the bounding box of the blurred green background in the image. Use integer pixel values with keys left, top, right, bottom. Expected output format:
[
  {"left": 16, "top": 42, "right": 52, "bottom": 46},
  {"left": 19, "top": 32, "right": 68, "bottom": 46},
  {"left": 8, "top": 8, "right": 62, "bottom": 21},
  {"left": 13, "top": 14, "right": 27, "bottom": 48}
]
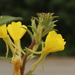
[{"left": 0, "top": 0, "right": 75, "bottom": 56}]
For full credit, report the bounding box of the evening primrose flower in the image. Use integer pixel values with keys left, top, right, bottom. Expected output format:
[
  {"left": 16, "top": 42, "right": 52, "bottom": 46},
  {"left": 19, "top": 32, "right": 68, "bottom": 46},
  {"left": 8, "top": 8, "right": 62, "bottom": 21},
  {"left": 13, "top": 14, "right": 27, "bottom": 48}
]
[
  {"left": 30, "top": 31, "right": 66, "bottom": 73},
  {"left": 0, "top": 24, "right": 16, "bottom": 56},
  {"left": 7, "top": 22, "right": 27, "bottom": 56},
  {"left": 0, "top": 24, "right": 7, "bottom": 38},
  {"left": 43, "top": 31, "right": 66, "bottom": 53},
  {"left": 7, "top": 21, "right": 27, "bottom": 41}
]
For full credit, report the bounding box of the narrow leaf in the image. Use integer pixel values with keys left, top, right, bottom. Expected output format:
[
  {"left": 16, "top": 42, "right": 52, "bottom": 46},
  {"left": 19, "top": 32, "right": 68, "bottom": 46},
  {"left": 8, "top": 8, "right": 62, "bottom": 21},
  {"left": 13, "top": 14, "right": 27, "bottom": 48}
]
[
  {"left": 29, "top": 26, "right": 37, "bottom": 34},
  {"left": 0, "top": 57, "right": 11, "bottom": 61},
  {"left": 0, "top": 15, "right": 23, "bottom": 25},
  {"left": 22, "top": 27, "right": 33, "bottom": 39},
  {"left": 42, "top": 25, "right": 56, "bottom": 36}
]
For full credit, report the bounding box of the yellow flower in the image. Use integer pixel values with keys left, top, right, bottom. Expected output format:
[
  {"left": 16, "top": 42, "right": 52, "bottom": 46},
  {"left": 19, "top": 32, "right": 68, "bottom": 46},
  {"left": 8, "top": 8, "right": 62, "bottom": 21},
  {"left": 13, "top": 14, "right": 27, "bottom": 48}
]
[
  {"left": 7, "top": 21, "right": 27, "bottom": 41},
  {"left": 43, "top": 31, "right": 66, "bottom": 53},
  {"left": 0, "top": 24, "right": 7, "bottom": 38},
  {"left": 30, "top": 31, "right": 66, "bottom": 73}
]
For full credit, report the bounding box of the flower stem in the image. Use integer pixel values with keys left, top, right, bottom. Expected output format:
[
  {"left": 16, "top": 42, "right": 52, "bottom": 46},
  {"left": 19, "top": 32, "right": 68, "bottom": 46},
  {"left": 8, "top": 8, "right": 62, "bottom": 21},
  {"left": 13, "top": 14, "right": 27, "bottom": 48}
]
[
  {"left": 20, "top": 52, "right": 28, "bottom": 75},
  {"left": 29, "top": 39, "right": 36, "bottom": 49},
  {"left": 20, "top": 39, "right": 36, "bottom": 75}
]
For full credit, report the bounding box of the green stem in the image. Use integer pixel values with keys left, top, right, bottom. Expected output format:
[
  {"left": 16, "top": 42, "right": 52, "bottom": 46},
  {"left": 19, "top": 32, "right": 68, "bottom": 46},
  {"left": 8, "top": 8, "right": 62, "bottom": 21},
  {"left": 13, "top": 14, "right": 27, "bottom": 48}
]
[
  {"left": 27, "top": 48, "right": 41, "bottom": 54},
  {"left": 25, "top": 52, "right": 47, "bottom": 75}
]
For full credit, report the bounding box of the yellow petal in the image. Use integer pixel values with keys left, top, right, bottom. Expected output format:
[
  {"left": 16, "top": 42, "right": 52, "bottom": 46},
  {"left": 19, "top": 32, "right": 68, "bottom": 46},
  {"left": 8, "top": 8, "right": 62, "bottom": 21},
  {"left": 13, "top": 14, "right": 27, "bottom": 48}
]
[
  {"left": 43, "top": 31, "right": 66, "bottom": 53},
  {"left": 7, "top": 21, "right": 27, "bottom": 41},
  {"left": 0, "top": 24, "right": 7, "bottom": 38}
]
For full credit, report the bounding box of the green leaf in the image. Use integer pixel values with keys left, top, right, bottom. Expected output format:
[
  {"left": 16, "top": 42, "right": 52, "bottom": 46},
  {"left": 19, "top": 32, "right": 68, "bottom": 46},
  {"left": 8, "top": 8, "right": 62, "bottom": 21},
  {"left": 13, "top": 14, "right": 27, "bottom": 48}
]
[
  {"left": 0, "top": 57, "right": 11, "bottom": 61},
  {"left": 28, "top": 26, "right": 37, "bottom": 34},
  {"left": 22, "top": 27, "right": 33, "bottom": 40},
  {"left": 29, "top": 55, "right": 37, "bottom": 60},
  {"left": 0, "top": 15, "right": 23, "bottom": 25},
  {"left": 42, "top": 24, "right": 56, "bottom": 36}
]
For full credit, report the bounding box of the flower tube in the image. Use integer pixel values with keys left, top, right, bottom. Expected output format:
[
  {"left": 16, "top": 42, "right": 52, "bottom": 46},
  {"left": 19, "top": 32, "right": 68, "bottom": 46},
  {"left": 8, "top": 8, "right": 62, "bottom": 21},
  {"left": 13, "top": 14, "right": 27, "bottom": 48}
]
[{"left": 7, "top": 21, "right": 27, "bottom": 56}]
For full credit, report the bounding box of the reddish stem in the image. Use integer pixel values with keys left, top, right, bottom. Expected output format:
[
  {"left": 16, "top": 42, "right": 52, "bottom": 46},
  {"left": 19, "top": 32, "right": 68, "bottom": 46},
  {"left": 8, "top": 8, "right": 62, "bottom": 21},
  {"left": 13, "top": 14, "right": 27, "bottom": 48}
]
[
  {"left": 29, "top": 39, "right": 36, "bottom": 49},
  {"left": 20, "top": 39, "right": 36, "bottom": 75},
  {"left": 20, "top": 52, "right": 28, "bottom": 75}
]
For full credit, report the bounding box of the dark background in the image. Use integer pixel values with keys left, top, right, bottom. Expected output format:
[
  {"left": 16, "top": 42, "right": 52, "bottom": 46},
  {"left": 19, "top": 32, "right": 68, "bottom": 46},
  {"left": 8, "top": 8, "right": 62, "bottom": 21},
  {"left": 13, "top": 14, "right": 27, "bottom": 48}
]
[{"left": 0, "top": 0, "right": 75, "bottom": 56}]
